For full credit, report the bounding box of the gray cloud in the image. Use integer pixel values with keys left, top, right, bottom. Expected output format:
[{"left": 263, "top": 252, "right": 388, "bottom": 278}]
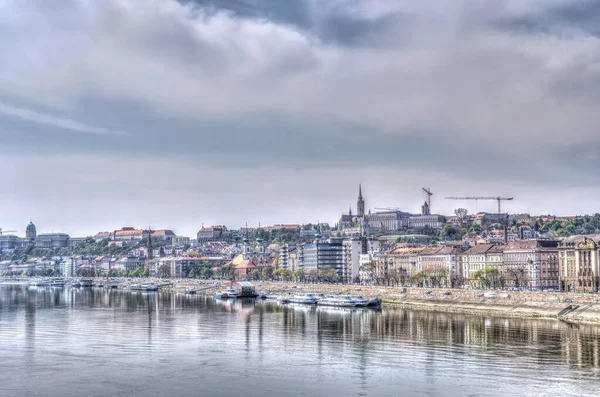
[
  {"left": 1, "top": 0, "right": 599, "bottom": 234},
  {"left": 0, "top": 101, "right": 127, "bottom": 136}
]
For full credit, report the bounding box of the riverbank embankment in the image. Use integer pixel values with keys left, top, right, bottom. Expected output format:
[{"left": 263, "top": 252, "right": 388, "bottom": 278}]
[
  {"left": 5, "top": 277, "right": 600, "bottom": 324},
  {"left": 176, "top": 280, "right": 600, "bottom": 324}
]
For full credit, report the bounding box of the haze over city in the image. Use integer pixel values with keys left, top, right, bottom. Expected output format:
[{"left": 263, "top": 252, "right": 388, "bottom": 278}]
[{"left": 2, "top": 0, "right": 600, "bottom": 236}]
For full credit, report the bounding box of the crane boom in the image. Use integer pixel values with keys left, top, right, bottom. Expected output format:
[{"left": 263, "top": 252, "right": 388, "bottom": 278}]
[
  {"left": 422, "top": 187, "right": 433, "bottom": 211},
  {"left": 0, "top": 228, "right": 18, "bottom": 235},
  {"left": 444, "top": 196, "right": 513, "bottom": 214}
]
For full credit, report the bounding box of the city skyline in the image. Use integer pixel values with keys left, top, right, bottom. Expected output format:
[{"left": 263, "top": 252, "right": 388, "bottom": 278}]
[
  {"left": 3, "top": 1, "right": 600, "bottom": 236},
  {"left": 2, "top": 181, "right": 598, "bottom": 239}
]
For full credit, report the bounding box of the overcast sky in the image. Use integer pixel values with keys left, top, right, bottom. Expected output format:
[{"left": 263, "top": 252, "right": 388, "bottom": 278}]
[{"left": 1, "top": 0, "right": 600, "bottom": 237}]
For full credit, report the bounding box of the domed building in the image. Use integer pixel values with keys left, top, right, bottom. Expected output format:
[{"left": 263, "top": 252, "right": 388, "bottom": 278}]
[{"left": 26, "top": 221, "right": 37, "bottom": 240}]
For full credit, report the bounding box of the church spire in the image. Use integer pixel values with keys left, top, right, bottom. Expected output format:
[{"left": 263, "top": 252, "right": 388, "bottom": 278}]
[{"left": 357, "top": 184, "right": 365, "bottom": 218}]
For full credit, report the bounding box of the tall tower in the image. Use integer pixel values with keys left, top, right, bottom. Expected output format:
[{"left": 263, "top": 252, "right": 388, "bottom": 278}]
[
  {"left": 314, "top": 222, "right": 323, "bottom": 242},
  {"left": 243, "top": 223, "right": 252, "bottom": 256},
  {"left": 421, "top": 201, "right": 430, "bottom": 215},
  {"left": 145, "top": 227, "right": 153, "bottom": 270},
  {"left": 357, "top": 184, "right": 365, "bottom": 218}
]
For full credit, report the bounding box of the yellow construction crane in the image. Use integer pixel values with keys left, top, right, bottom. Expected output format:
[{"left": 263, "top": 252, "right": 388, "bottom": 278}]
[
  {"left": 444, "top": 196, "right": 513, "bottom": 214},
  {"left": 0, "top": 228, "right": 18, "bottom": 235},
  {"left": 422, "top": 187, "right": 433, "bottom": 211}
]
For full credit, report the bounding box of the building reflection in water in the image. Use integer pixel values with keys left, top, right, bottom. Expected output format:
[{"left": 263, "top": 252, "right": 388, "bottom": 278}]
[{"left": 1, "top": 285, "right": 600, "bottom": 371}]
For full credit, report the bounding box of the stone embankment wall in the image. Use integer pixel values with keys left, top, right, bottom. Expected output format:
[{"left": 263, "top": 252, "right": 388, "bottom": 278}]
[{"left": 181, "top": 280, "right": 600, "bottom": 324}]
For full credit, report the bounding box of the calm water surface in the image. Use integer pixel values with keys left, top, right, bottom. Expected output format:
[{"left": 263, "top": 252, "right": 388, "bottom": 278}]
[{"left": 0, "top": 284, "right": 599, "bottom": 397}]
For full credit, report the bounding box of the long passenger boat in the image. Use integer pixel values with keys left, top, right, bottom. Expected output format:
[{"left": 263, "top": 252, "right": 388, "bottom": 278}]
[{"left": 318, "top": 296, "right": 369, "bottom": 307}]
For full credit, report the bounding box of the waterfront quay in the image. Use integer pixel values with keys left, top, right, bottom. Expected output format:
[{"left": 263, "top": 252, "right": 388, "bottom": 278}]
[
  {"left": 6, "top": 276, "right": 600, "bottom": 323},
  {"left": 229, "top": 281, "right": 600, "bottom": 323}
]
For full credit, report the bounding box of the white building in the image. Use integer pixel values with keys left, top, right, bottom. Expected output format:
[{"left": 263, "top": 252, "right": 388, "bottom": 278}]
[
  {"left": 342, "top": 237, "right": 381, "bottom": 283},
  {"left": 461, "top": 244, "right": 505, "bottom": 281}
]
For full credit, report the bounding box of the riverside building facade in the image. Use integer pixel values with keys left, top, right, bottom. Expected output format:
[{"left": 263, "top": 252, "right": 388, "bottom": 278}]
[
  {"left": 558, "top": 235, "right": 600, "bottom": 293},
  {"left": 299, "top": 238, "right": 344, "bottom": 280}
]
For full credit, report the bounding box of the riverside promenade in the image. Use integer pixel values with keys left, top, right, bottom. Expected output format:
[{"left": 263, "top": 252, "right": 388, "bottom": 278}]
[
  {"left": 5, "top": 277, "right": 600, "bottom": 324},
  {"left": 177, "top": 280, "right": 600, "bottom": 324}
]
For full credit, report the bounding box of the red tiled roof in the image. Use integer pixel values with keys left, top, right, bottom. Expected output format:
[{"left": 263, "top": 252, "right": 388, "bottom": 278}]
[
  {"left": 271, "top": 224, "right": 300, "bottom": 230},
  {"left": 199, "top": 225, "right": 227, "bottom": 232},
  {"left": 94, "top": 231, "right": 111, "bottom": 238},
  {"left": 115, "top": 229, "right": 145, "bottom": 236},
  {"left": 152, "top": 229, "right": 175, "bottom": 236},
  {"left": 236, "top": 260, "right": 257, "bottom": 270}
]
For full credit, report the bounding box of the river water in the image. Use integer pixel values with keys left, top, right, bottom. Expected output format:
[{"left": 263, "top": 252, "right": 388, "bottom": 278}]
[{"left": 0, "top": 285, "right": 598, "bottom": 397}]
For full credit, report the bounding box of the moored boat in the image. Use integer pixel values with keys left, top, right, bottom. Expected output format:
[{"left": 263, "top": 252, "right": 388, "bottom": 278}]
[
  {"left": 285, "top": 294, "right": 320, "bottom": 305},
  {"left": 131, "top": 284, "right": 158, "bottom": 291},
  {"left": 213, "top": 289, "right": 238, "bottom": 299},
  {"left": 366, "top": 297, "right": 382, "bottom": 307},
  {"left": 50, "top": 278, "right": 65, "bottom": 287},
  {"left": 80, "top": 279, "right": 93, "bottom": 287},
  {"left": 318, "top": 295, "right": 368, "bottom": 307}
]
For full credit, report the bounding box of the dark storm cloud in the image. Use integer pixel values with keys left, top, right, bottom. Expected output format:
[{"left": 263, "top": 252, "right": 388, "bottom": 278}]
[
  {"left": 315, "top": 11, "right": 413, "bottom": 47},
  {"left": 489, "top": 0, "right": 600, "bottom": 37},
  {"left": 182, "top": 0, "right": 412, "bottom": 47},
  {"left": 181, "top": 0, "right": 312, "bottom": 28}
]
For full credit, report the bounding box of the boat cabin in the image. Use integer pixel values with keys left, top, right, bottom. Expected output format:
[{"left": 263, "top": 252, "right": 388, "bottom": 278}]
[{"left": 230, "top": 281, "right": 257, "bottom": 297}]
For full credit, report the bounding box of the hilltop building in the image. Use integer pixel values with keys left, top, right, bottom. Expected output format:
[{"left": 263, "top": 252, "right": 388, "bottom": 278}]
[
  {"left": 338, "top": 185, "right": 446, "bottom": 233},
  {"left": 0, "top": 221, "right": 72, "bottom": 253},
  {"left": 197, "top": 225, "right": 231, "bottom": 242},
  {"left": 26, "top": 221, "right": 37, "bottom": 240}
]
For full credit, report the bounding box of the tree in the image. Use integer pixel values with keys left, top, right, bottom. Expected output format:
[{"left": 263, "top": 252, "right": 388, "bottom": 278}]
[
  {"left": 261, "top": 266, "right": 274, "bottom": 280},
  {"left": 188, "top": 268, "right": 196, "bottom": 279},
  {"left": 220, "top": 264, "right": 236, "bottom": 280},
  {"left": 359, "top": 260, "right": 377, "bottom": 285},
  {"left": 504, "top": 267, "right": 528, "bottom": 289},
  {"left": 441, "top": 224, "right": 463, "bottom": 240},
  {"left": 293, "top": 269, "right": 305, "bottom": 282},
  {"left": 272, "top": 268, "right": 283, "bottom": 281},
  {"left": 388, "top": 269, "right": 402, "bottom": 286},
  {"left": 454, "top": 208, "right": 468, "bottom": 225},
  {"left": 130, "top": 266, "right": 143, "bottom": 277},
  {"left": 281, "top": 269, "right": 293, "bottom": 281},
  {"left": 319, "top": 267, "right": 340, "bottom": 283},
  {"left": 468, "top": 223, "right": 482, "bottom": 233},
  {"left": 471, "top": 267, "right": 500, "bottom": 289},
  {"left": 200, "top": 266, "right": 213, "bottom": 279},
  {"left": 249, "top": 269, "right": 260, "bottom": 280},
  {"left": 412, "top": 271, "right": 427, "bottom": 287},
  {"left": 157, "top": 264, "right": 171, "bottom": 278}
]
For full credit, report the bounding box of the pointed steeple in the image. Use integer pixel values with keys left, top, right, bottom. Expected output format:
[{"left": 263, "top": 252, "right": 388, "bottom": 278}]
[
  {"left": 243, "top": 222, "right": 249, "bottom": 244},
  {"left": 357, "top": 184, "right": 365, "bottom": 218},
  {"left": 349, "top": 204, "right": 352, "bottom": 217}
]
